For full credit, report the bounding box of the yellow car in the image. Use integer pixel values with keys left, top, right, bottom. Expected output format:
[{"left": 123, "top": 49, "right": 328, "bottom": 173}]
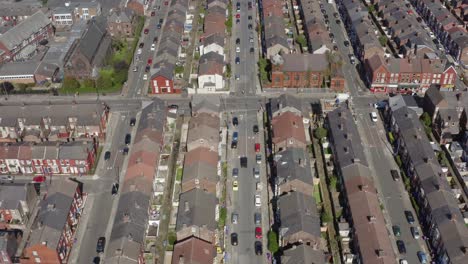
[{"left": 233, "top": 180, "right": 239, "bottom": 191}]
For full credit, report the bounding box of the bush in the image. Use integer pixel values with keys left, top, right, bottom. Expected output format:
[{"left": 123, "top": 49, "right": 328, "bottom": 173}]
[
  {"left": 395, "top": 155, "right": 402, "bottom": 167},
  {"left": 267, "top": 230, "right": 279, "bottom": 253},
  {"left": 388, "top": 132, "right": 395, "bottom": 144},
  {"left": 321, "top": 210, "right": 332, "bottom": 224},
  {"left": 420, "top": 112, "right": 432, "bottom": 127},
  {"left": 167, "top": 231, "right": 177, "bottom": 246},
  {"left": 218, "top": 207, "right": 227, "bottom": 227},
  {"left": 295, "top": 34, "right": 307, "bottom": 47},
  {"left": 62, "top": 76, "right": 80, "bottom": 90},
  {"left": 314, "top": 127, "right": 328, "bottom": 140},
  {"left": 82, "top": 79, "right": 95, "bottom": 89},
  {"left": 96, "top": 74, "right": 113, "bottom": 90}
]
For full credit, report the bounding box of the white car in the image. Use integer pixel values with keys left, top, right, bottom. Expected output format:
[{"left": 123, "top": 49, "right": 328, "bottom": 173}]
[
  {"left": 236, "top": 46, "right": 240, "bottom": 53},
  {"left": 137, "top": 48, "right": 142, "bottom": 55},
  {"left": 143, "top": 74, "right": 148, "bottom": 80},
  {"left": 151, "top": 43, "right": 155, "bottom": 51},
  {"left": 255, "top": 194, "right": 261, "bottom": 207},
  {"left": 370, "top": 112, "right": 378, "bottom": 122}
]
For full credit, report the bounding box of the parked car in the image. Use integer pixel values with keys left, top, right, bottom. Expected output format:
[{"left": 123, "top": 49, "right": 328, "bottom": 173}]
[
  {"left": 255, "top": 143, "right": 260, "bottom": 152},
  {"left": 396, "top": 240, "right": 406, "bottom": 254},
  {"left": 151, "top": 43, "right": 155, "bottom": 51},
  {"left": 125, "top": 134, "right": 131, "bottom": 145},
  {"left": 104, "top": 151, "right": 111, "bottom": 161},
  {"left": 370, "top": 112, "right": 378, "bottom": 122},
  {"left": 411, "top": 226, "right": 420, "bottom": 239},
  {"left": 236, "top": 46, "right": 240, "bottom": 53},
  {"left": 248, "top": 15, "right": 252, "bottom": 20},
  {"left": 235, "top": 57, "right": 240, "bottom": 64},
  {"left": 344, "top": 40, "right": 350, "bottom": 47},
  {"left": 255, "top": 241, "right": 263, "bottom": 255},
  {"left": 392, "top": 225, "right": 401, "bottom": 237},
  {"left": 255, "top": 194, "right": 261, "bottom": 207},
  {"left": 240, "top": 156, "right": 248, "bottom": 168},
  {"left": 232, "top": 168, "right": 239, "bottom": 178},
  {"left": 232, "top": 180, "right": 239, "bottom": 191},
  {"left": 111, "top": 183, "right": 119, "bottom": 195},
  {"left": 231, "top": 141, "right": 238, "bottom": 149},
  {"left": 255, "top": 227, "right": 262, "bottom": 239},
  {"left": 151, "top": 11, "right": 155, "bottom": 16},
  {"left": 232, "top": 213, "right": 239, "bottom": 224},
  {"left": 130, "top": 118, "right": 136, "bottom": 126},
  {"left": 253, "top": 125, "right": 259, "bottom": 134},
  {"left": 96, "top": 237, "right": 106, "bottom": 253},
  {"left": 256, "top": 154, "right": 261, "bottom": 164},
  {"left": 144, "top": 28, "right": 149, "bottom": 34},
  {"left": 232, "top": 117, "right": 238, "bottom": 126},
  {"left": 391, "top": 169, "right": 400, "bottom": 181},
  {"left": 253, "top": 167, "right": 260, "bottom": 178},
  {"left": 250, "top": 47, "right": 254, "bottom": 53},
  {"left": 231, "top": 233, "right": 238, "bottom": 246},
  {"left": 254, "top": 212, "right": 261, "bottom": 225},
  {"left": 404, "top": 210, "right": 415, "bottom": 224},
  {"left": 93, "top": 257, "right": 101, "bottom": 264},
  {"left": 0, "top": 175, "right": 13, "bottom": 183},
  {"left": 153, "top": 37, "right": 158, "bottom": 43},
  {"left": 236, "top": 38, "right": 240, "bottom": 44},
  {"left": 233, "top": 131, "right": 238, "bottom": 141},
  {"left": 417, "top": 251, "right": 427, "bottom": 263},
  {"left": 139, "top": 42, "right": 144, "bottom": 48},
  {"left": 123, "top": 147, "right": 129, "bottom": 155}
]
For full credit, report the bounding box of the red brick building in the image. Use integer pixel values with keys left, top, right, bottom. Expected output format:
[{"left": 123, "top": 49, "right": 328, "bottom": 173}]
[
  {"left": 269, "top": 54, "right": 346, "bottom": 92},
  {"left": 151, "top": 73, "right": 176, "bottom": 94},
  {"left": 366, "top": 54, "right": 457, "bottom": 94}
]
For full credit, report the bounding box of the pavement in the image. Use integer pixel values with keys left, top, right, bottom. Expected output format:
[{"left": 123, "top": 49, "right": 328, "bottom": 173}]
[{"left": 351, "top": 96, "right": 431, "bottom": 263}]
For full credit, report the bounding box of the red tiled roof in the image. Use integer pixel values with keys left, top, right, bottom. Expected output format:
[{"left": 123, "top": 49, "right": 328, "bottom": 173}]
[
  {"left": 172, "top": 237, "right": 215, "bottom": 264},
  {"left": 271, "top": 112, "right": 306, "bottom": 145},
  {"left": 184, "top": 147, "right": 218, "bottom": 167}
]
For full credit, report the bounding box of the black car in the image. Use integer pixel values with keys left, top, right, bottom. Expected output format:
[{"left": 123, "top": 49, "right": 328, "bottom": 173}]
[
  {"left": 111, "top": 183, "right": 119, "bottom": 195},
  {"left": 324, "top": 14, "right": 329, "bottom": 19},
  {"left": 240, "top": 156, "right": 248, "bottom": 168},
  {"left": 93, "top": 256, "right": 101, "bottom": 264},
  {"left": 253, "top": 125, "right": 259, "bottom": 134},
  {"left": 231, "top": 141, "right": 238, "bottom": 149},
  {"left": 231, "top": 233, "right": 238, "bottom": 246},
  {"left": 248, "top": 15, "right": 252, "bottom": 20},
  {"left": 404, "top": 210, "right": 415, "bottom": 224},
  {"left": 159, "top": 18, "right": 164, "bottom": 24},
  {"left": 248, "top": 23, "right": 253, "bottom": 29},
  {"left": 235, "top": 57, "right": 240, "bottom": 64},
  {"left": 396, "top": 240, "right": 406, "bottom": 254},
  {"left": 321, "top": 9, "right": 326, "bottom": 14},
  {"left": 333, "top": 45, "right": 338, "bottom": 51},
  {"left": 391, "top": 169, "right": 400, "bottom": 181},
  {"left": 336, "top": 19, "right": 341, "bottom": 24},
  {"left": 125, "top": 134, "right": 131, "bottom": 145},
  {"left": 157, "top": 23, "right": 162, "bottom": 29},
  {"left": 123, "top": 147, "right": 129, "bottom": 155},
  {"left": 145, "top": 65, "right": 150, "bottom": 73},
  {"left": 96, "top": 237, "right": 106, "bottom": 253},
  {"left": 250, "top": 47, "right": 254, "bottom": 53},
  {"left": 139, "top": 43, "right": 144, "bottom": 48},
  {"left": 153, "top": 37, "right": 158, "bottom": 43},
  {"left": 333, "top": 12, "right": 339, "bottom": 18},
  {"left": 130, "top": 118, "right": 136, "bottom": 126},
  {"left": 232, "top": 117, "right": 238, "bottom": 126},
  {"left": 104, "top": 151, "right": 111, "bottom": 161},
  {"left": 329, "top": 33, "right": 334, "bottom": 38},
  {"left": 255, "top": 241, "right": 263, "bottom": 255},
  {"left": 344, "top": 40, "right": 350, "bottom": 47},
  {"left": 248, "top": 2, "right": 252, "bottom": 9},
  {"left": 236, "top": 38, "right": 240, "bottom": 44}
]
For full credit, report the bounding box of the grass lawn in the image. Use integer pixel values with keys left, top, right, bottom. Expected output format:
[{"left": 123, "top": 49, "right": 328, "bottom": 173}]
[
  {"left": 313, "top": 184, "right": 322, "bottom": 204},
  {"left": 60, "top": 68, "right": 123, "bottom": 95}
]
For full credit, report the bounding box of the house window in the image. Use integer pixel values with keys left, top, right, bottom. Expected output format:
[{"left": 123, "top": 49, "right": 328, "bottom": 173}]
[{"left": 295, "top": 74, "right": 300, "bottom": 81}]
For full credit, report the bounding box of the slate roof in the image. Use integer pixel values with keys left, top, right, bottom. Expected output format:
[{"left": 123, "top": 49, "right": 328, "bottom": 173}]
[
  {"left": 0, "top": 61, "right": 40, "bottom": 77},
  {"left": 269, "top": 94, "right": 302, "bottom": 116},
  {"left": 0, "top": 184, "right": 33, "bottom": 210},
  {"left": 108, "top": 8, "right": 134, "bottom": 23},
  {"left": 0, "top": 11, "right": 51, "bottom": 51},
  {"left": 198, "top": 51, "right": 224, "bottom": 76},
  {"left": 278, "top": 191, "right": 320, "bottom": 240},
  {"left": 176, "top": 189, "right": 218, "bottom": 231},
  {"left": 281, "top": 244, "right": 325, "bottom": 264},
  {"left": 77, "top": 16, "right": 108, "bottom": 63},
  {"left": 275, "top": 148, "right": 313, "bottom": 186},
  {"left": 327, "top": 104, "right": 368, "bottom": 168},
  {"left": 183, "top": 161, "right": 218, "bottom": 183}
]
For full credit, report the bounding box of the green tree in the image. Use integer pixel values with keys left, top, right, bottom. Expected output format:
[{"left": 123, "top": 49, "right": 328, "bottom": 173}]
[
  {"left": 218, "top": 207, "right": 227, "bottom": 227},
  {"left": 82, "top": 79, "right": 95, "bottom": 89},
  {"left": 113, "top": 69, "right": 128, "bottom": 85},
  {"left": 96, "top": 74, "right": 113, "bottom": 90},
  {"left": 258, "top": 58, "right": 269, "bottom": 82},
  {"left": 62, "top": 76, "right": 80, "bottom": 90},
  {"left": 420, "top": 112, "right": 432, "bottom": 127},
  {"left": 295, "top": 34, "right": 307, "bottom": 47},
  {"left": 321, "top": 210, "right": 332, "bottom": 224},
  {"left": 225, "top": 63, "right": 231, "bottom": 78},
  {"left": 368, "top": 5, "right": 375, "bottom": 13},
  {"left": 167, "top": 231, "right": 177, "bottom": 246},
  {"left": 175, "top": 65, "right": 184, "bottom": 74},
  {"left": 314, "top": 127, "right": 328, "bottom": 140},
  {"left": 379, "top": 36, "right": 388, "bottom": 47},
  {"left": 267, "top": 230, "right": 279, "bottom": 253}
]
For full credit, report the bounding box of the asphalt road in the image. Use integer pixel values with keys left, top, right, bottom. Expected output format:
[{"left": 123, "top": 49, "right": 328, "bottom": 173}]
[
  {"left": 232, "top": 0, "right": 259, "bottom": 96},
  {"left": 352, "top": 97, "right": 431, "bottom": 263}
]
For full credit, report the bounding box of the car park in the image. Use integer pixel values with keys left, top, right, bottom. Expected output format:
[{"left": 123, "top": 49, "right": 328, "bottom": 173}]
[
  {"left": 232, "top": 180, "right": 239, "bottom": 191},
  {"left": 411, "top": 226, "right": 420, "bottom": 239},
  {"left": 370, "top": 112, "right": 378, "bottom": 122},
  {"left": 231, "top": 233, "right": 238, "bottom": 246},
  {"left": 391, "top": 169, "right": 400, "bottom": 181},
  {"left": 392, "top": 225, "right": 401, "bottom": 237},
  {"left": 232, "top": 168, "right": 238, "bottom": 177},
  {"left": 255, "top": 194, "right": 261, "bottom": 206},
  {"left": 417, "top": 251, "right": 427, "bottom": 263},
  {"left": 255, "top": 227, "right": 262, "bottom": 239},
  {"left": 96, "top": 237, "right": 106, "bottom": 253},
  {"left": 104, "top": 151, "right": 111, "bottom": 160},
  {"left": 254, "top": 212, "right": 261, "bottom": 224},
  {"left": 232, "top": 213, "right": 239, "bottom": 224},
  {"left": 396, "top": 240, "right": 406, "bottom": 254},
  {"left": 404, "top": 210, "right": 415, "bottom": 224},
  {"left": 255, "top": 241, "right": 263, "bottom": 255}
]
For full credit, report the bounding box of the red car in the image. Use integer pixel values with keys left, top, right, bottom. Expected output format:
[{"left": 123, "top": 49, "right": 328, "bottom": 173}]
[
  {"left": 164, "top": 1, "right": 168, "bottom": 5},
  {"left": 147, "top": 58, "right": 152, "bottom": 65},
  {"left": 33, "top": 176, "right": 46, "bottom": 183},
  {"left": 236, "top": 13, "right": 240, "bottom": 19},
  {"left": 144, "top": 28, "right": 149, "bottom": 34},
  {"left": 255, "top": 227, "right": 262, "bottom": 239},
  {"left": 255, "top": 143, "right": 260, "bottom": 153},
  {"left": 151, "top": 11, "right": 155, "bottom": 16}
]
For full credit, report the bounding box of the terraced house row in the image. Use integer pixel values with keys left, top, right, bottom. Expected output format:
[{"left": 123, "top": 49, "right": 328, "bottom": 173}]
[
  {"left": 150, "top": 0, "right": 189, "bottom": 94},
  {"left": 173, "top": 101, "right": 221, "bottom": 264},
  {"left": 327, "top": 104, "right": 396, "bottom": 263},
  {"left": 410, "top": 0, "right": 468, "bottom": 68},
  {"left": 261, "top": 0, "right": 289, "bottom": 59},
  {"left": 106, "top": 99, "right": 166, "bottom": 263},
  {"left": 268, "top": 95, "right": 325, "bottom": 263},
  {"left": 197, "top": 0, "right": 228, "bottom": 93},
  {"left": 384, "top": 99, "right": 468, "bottom": 264}
]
